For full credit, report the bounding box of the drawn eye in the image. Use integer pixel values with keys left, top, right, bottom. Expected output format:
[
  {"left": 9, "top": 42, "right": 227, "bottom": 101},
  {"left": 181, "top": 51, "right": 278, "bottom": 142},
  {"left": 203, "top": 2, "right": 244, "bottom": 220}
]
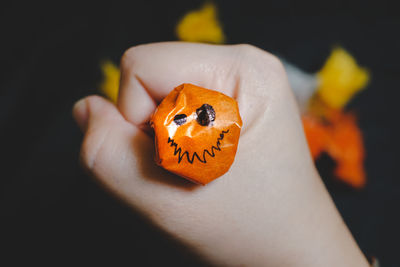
[
  {"left": 196, "top": 104, "right": 215, "bottom": 126},
  {"left": 173, "top": 114, "right": 187, "bottom": 126}
]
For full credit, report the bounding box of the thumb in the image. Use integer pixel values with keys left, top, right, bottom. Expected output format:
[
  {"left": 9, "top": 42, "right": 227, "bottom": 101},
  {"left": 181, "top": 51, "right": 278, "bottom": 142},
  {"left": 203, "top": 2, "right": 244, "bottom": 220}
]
[
  {"left": 72, "top": 95, "right": 195, "bottom": 215},
  {"left": 72, "top": 97, "right": 90, "bottom": 132},
  {"left": 73, "top": 95, "right": 144, "bottom": 199}
]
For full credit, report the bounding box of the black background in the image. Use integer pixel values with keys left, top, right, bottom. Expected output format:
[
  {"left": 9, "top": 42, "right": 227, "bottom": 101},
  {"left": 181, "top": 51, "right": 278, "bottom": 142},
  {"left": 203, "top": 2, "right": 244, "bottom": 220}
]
[{"left": 1, "top": 1, "right": 399, "bottom": 266}]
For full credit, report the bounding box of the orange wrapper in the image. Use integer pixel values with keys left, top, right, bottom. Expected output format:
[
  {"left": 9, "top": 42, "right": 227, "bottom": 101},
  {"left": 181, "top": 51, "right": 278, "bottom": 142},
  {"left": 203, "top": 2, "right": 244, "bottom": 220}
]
[
  {"left": 150, "top": 83, "right": 242, "bottom": 185},
  {"left": 302, "top": 110, "right": 366, "bottom": 188}
]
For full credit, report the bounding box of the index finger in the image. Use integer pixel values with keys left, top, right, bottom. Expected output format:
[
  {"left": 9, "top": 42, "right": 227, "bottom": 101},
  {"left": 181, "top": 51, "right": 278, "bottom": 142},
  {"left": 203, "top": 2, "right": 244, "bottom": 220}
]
[{"left": 117, "top": 42, "right": 288, "bottom": 131}]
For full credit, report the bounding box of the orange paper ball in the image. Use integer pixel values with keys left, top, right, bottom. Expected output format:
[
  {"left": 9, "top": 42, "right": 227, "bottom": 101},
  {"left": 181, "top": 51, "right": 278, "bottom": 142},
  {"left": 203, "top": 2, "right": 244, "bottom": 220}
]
[{"left": 150, "top": 83, "right": 242, "bottom": 185}]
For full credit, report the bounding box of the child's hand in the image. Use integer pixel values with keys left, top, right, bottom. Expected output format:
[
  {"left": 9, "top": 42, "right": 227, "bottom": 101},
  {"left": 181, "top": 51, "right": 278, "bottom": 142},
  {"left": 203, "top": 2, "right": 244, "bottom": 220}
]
[{"left": 73, "top": 42, "right": 368, "bottom": 266}]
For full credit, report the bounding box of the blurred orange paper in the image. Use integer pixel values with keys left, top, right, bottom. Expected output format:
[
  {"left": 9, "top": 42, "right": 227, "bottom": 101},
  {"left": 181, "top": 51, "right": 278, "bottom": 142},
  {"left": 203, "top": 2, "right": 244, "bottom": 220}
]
[{"left": 303, "top": 109, "right": 366, "bottom": 188}]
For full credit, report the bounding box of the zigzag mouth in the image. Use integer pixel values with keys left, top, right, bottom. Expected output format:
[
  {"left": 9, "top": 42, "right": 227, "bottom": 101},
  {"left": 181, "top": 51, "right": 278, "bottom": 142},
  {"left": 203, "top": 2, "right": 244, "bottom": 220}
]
[{"left": 167, "top": 130, "right": 229, "bottom": 164}]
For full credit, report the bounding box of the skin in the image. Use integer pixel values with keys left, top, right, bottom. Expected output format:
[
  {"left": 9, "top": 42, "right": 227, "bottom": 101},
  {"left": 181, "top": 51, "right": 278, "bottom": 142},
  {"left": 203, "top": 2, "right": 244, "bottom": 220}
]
[{"left": 73, "top": 42, "right": 369, "bottom": 266}]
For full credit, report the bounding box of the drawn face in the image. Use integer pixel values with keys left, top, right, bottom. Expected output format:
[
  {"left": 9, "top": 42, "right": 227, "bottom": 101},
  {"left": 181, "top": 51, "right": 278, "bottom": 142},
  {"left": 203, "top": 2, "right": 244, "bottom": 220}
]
[
  {"left": 168, "top": 103, "right": 229, "bottom": 164},
  {"left": 151, "top": 83, "right": 242, "bottom": 185}
]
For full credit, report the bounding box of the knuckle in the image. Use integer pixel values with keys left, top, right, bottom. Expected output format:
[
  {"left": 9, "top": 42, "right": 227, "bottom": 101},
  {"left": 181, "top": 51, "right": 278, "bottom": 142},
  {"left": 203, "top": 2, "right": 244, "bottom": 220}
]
[
  {"left": 265, "top": 53, "right": 287, "bottom": 78},
  {"left": 234, "top": 43, "right": 264, "bottom": 61},
  {"left": 79, "top": 127, "right": 107, "bottom": 173},
  {"left": 235, "top": 43, "right": 286, "bottom": 76},
  {"left": 235, "top": 43, "right": 267, "bottom": 58},
  {"left": 79, "top": 135, "right": 97, "bottom": 172},
  {"left": 235, "top": 43, "right": 260, "bottom": 54},
  {"left": 120, "top": 45, "right": 144, "bottom": 73}
]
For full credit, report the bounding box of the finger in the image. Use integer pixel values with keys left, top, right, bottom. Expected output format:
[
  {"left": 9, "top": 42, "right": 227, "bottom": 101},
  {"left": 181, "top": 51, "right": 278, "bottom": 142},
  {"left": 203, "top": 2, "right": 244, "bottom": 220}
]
[
  {"left": 74, "top": 95, "right": 204, "bottom": 215},
  {"left": 118, "top": 42, "right": 242, "bottom": 128},
  {"left": 73, "top": 98, "right": 90, "bottom": 132},
  {"left": 117, "top": 68, "right": 157, "bottom": 130},
  {"left": 74, "top": 95, "right": 142, "bottom": 199},
  {"left": 117, "top": 42, "right": 291, "bottom": 133}
]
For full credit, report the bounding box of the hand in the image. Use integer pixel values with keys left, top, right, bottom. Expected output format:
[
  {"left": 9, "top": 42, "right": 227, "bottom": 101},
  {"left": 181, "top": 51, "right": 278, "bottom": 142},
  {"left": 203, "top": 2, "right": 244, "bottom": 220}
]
[{"left": 73, "top": 42, "right": 369, "bottom": 266}]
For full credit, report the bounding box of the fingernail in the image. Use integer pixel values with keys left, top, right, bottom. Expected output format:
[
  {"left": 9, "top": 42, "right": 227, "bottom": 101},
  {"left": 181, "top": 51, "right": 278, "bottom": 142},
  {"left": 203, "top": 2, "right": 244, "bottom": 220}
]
[{"left": 73, "top": 98, "right": 89, "bottom": 132}]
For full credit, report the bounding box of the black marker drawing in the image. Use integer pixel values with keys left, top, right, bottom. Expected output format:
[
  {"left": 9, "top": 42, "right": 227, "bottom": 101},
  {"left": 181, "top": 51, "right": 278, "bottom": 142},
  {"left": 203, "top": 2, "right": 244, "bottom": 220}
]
[{"left": 167, "top": 130, "right": 230, "bottom": 164}]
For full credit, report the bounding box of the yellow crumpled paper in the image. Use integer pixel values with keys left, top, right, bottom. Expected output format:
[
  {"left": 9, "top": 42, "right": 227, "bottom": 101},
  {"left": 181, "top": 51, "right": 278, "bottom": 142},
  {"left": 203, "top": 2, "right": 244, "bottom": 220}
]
[
  {"left": 317, "top": 47, "right": 369, "bottom": 109},
  {"left": 175, "top": 3, "right": 225, "bottom": 44}
]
